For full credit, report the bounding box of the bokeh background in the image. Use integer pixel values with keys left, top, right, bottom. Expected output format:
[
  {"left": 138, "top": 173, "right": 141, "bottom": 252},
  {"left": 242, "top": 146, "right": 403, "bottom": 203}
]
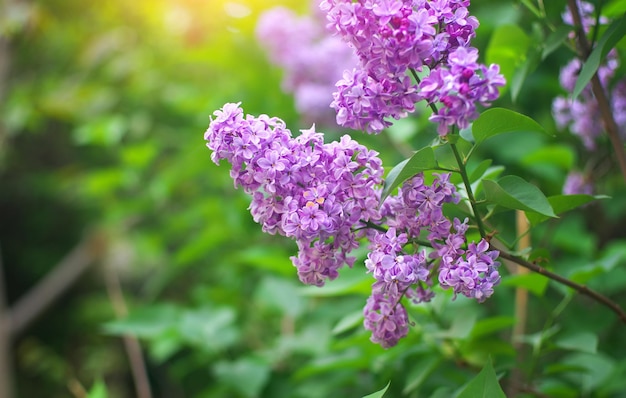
[{"left": 2, "top": 0, "right": 626, "bottom": 397}]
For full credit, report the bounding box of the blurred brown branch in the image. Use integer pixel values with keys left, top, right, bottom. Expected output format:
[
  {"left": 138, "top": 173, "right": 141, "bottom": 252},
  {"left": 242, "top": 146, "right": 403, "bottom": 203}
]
[
  {"left": 0, "top": 231, "right": 106, "bottom": 398},
  {"left": 567, "top": 0, "right": 626, "bottom": 183}
]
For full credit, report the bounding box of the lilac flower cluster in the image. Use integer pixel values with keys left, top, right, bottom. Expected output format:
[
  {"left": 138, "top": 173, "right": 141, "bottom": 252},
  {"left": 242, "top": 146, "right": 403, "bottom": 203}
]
[
  {"left": 206, "top": 97, "right": 506, "bottom": 347},
  {"left": 256, "top": 7, "right": 358, "bottom": 126},
  {"left": 205, "top": 103, "right": 501, "bottom": 348},
  {"left": 205, "top": 103, "right": 384, "bottom": 286},
  {"left": 321, "top": 0, "right": 505, "bottom": 134},
  {"left": 563, "top": 171, "right": 593, "bottom": 196},
  {"left": 552, "top": 50, "right": 625, "bottom": 150},
  {"left": 552, "top": 2, "right": 626, "bottom": 150},
  {"left": 561, "top": 0, "right": 608, "bottom": 38},
  {"left": 363, "top": 174, "right": 500, "bottom": 347},
  {"left": 417, "top": 46, "right": 505, "bottom": 135}
]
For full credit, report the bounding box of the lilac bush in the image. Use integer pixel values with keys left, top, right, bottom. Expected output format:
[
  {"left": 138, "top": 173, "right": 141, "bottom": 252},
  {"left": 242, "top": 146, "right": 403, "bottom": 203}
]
[
  {"left": 553, "top": 1, "right": 625, "bottom": 149},
  {"left": 204, "top": 0, "right": 626, "bottom": 355},
  {"left": 256, "top": 6, "right": 358, "bottom": 126},
  {"left": 322, "top": 0, "right": 505, "bottom": 134},
  {"left": 205, "top": 102, "right": 500, "bottom": 347},
  {"left": 205, "top": 102, "right": 384, "bottom": 286},
  {"left": 552, "top": 49, "right": 622, "bottom": 150},
  {"left": 552, "top": 1, "right": 626, "bottom": 196},
  {"left": 205, "top": 0, "right": 510, "bottom": 348}
]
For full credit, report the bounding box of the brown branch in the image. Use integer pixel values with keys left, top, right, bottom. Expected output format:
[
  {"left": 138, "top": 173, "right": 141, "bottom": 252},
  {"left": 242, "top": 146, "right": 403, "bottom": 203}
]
[
  {"left": 507, "top": 211, "right": 531, "bottom": 396},
  {"left": 8, "top": 232, "right": 106, "bottom": 336},
  {"left": 0, "top": 9, "right": 15, "bottom": 396},
  {"left": 567, "top": 0, "right": 626, "bottom": 183},
  {"left": 496, "top": 249, "right": 626, "bottom": 324},
  {"left": 105, "top": 264, "right": 153, "bottom": 398},
  {"left": 0, "top": 245, "right": 15, "bottom": 398}
]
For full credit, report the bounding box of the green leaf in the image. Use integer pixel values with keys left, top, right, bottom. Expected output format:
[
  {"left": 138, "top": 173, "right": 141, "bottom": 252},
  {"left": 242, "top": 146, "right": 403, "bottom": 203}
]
[
  {"left": 521, "top": 145, "right": 576, "bottom": 170},
  {"left": 472, "top": 108, "right": 547, "bottom": 144},
  {"left": 500, "top": 273, "right": 549, "bottom": 296},
  {"left": 381, "top": 147, "right": 437, "bottom": 202},
  {"left": 436, "top": 308, "right": 477, "bottom": 340},
  {"left": 299, "top": 265, "right": 372, "bottom": 297},
  {"left": 605, "top": 0, "right": 626, "bottom": 17},
  {"left": 574, "top": 13, "right": 626, "bottom": 98},
  {"left": 235, "top": 246, "right": 294, "bottom": 276},
  {"left": 362, "top": 381, "right": 391, "bottom": 398},
  {"left": 177, "top": 307, "right": 239, "bottom": 353},
  {"left": 403, "top": 357, "right": 441, "bottom": 394},
  {"left": 295, "top": 350, "right": 365, "bottom": 379},
  {"left": 471, "top": 165, "right": 505, "bottom": 197},
  {"left": 469, "top": 159, "right": 493, "bottom": 182},
  {"left": 483, "top": 176, "right": 556, "bottom": 217},
  {"left": 526, "top": 194, "right": 605, "bottom": 225},
  {"left": 386, "top": 116, "right": 419, "bottom": 143},
  {"left": 542, "top": 26, "right": 572, "bottom": 60},
  {"left": 87, "top": 380, "right": 108, "bottom": 398},
  {"left": 510, "top": 47, "right": 540, "bottom": 102},
  {"left": 562, "top": 353, "right": 615, "bottom": 392},
  {"left": 255, "top": 277, "right": 305, "bottom": 317},
  {"left": 332, "top": 310, "right": 363, "bottom": 335},
  {"left": 469, "top": 316, "right": 517, "bottom": 339},
  {"left": 73, "top": 115, "right": 127, "bottom": 146},
  {"left": 545, "top": 363, "right": 589, "bottom": 375},
  {"left": 597, "top": 241, "right": 626, "bottom": 272},
  {"left": 213, "top": 357, "right": 271, "bottom": 398},
  {"left": 456, "top": 358, "right": 506, "bottom": 398},
  {"left": 102, "top": 304, "right": 183, "bottom": 338},
  {"left": 486, "top": 25, "right": 531, "bottom": 91},
  {"left": 518, "top": 0, "right": 541, "bottom": 17},
  {"left": 556, "top": 331, "right": 598, "bottom": 354}
]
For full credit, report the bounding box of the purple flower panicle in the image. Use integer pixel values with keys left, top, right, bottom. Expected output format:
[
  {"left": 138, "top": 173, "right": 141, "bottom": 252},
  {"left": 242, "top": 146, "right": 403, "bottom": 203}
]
[
  {"left": 563, "top": 171, "right": 593, "bottom": 196},
  {"left": 205, "top": 103, "right": 383, "bottom": 286},
  {"left": 321, "top": 0, "right": 505, "bottom": 134},
  {"left": 552, "top": 2, "right": 626, "bottom": 149},
  {"left": 256, "top": 7, "right": 358, "bottom": 126},
  {"left": 205, "top": 104, "right": 501, "bottom": 348},
  {"left": 363, "top": 173, "right": 500, "bottom": 347}
]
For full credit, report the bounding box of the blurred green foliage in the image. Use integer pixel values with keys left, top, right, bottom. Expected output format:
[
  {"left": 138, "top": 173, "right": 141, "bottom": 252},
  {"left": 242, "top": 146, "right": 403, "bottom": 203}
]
[{"left": 2, "top": 0, "right": 626, "bottom": 397}]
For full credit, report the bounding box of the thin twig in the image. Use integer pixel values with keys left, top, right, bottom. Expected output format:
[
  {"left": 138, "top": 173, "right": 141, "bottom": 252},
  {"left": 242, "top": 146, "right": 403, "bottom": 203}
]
[
  {"left": 450, "top": 143, "right": 487, "bottom": 238},
  {"left": 567, "top": 0, "right": 626, "bottom": 183},
  {"left": 496, "top": 249, "right": 626, "bottom": 324},
  {"left": 8, "top": 232, "right": 106, "bottom": 336},
  {"left": 105, "top": 265, "right": 153, "bottom": 398},
  {"left": 507, "top": 211, "right": 531, "bottom": 396},
  {"left": 0, "top": 244, "right": 15, "bottom": 398}
]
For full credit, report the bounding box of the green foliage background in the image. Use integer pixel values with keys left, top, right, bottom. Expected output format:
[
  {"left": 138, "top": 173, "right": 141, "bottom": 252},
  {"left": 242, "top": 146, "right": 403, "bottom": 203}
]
[{"left": 1, "top": 0, "right": 626, "bottom": 397}]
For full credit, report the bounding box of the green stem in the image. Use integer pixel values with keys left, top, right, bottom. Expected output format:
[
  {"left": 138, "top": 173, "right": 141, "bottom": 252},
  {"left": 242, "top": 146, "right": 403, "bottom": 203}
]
[
  {"left": 410, "top": 67, "right": 486, "bottom": 238},
  {"left": 527, "top": 294, "right": 573, "bottom": 383},
  {"left": 409, "top": 68, "right": 438, "bottom": 114},
  {"left": 358, "top": 220, "right": 387, "bottom": 233},
  {"left": 450, "top": 142, "right": 487, "bottom": 238}
]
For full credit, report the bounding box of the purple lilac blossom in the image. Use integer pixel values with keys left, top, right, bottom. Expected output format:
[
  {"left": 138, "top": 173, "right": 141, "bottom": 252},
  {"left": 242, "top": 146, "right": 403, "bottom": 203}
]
[
  {"left": 563, "top": 171, "right": 593, "bottom": 195},
  {"left": 321, "top": 0, "right": 504, "bottom": 134},
  {"left": 363, "top": 173, "right": 500, "bottom": 347},
  {"left": 417, "top": 46, "right": 505, "bottom": 135},
  {"left": 256, "top": 7, "right": 358, "bottom": 126},
  {"left": 562, "top": 0, "right": 608, "bottom": 37},
  {"left": 206, "top": 104, "right": 501, "bottom": 348},
  {"left": 552, "top": 2, "right": 626, "bottom": 150},
  {"left": 363, "top": 292, "right": 409, "bottom": 348},
  {"left": 205, "top": 103, "right": 384, "bottom": 286}
]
